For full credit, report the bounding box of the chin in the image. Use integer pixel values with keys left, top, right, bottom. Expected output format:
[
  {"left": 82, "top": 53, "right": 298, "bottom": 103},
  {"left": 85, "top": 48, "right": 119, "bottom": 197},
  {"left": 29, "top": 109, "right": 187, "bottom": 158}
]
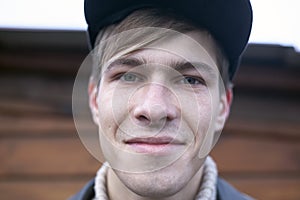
[
  {"left": 117, "top": 169, "right": 184, "bottom": 198},
  {"left": 114, "top": 157, "right": 203, "bottom": 198}
]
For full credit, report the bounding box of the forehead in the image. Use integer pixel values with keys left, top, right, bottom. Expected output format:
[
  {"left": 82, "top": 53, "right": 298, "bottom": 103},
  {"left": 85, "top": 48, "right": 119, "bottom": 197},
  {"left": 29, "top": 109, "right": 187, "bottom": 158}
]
[
  {"left": 154, "top": 31, "right": 218, "bottom": 64},
  {"left": 106, "top": 30, "right": 220, "bottom": 71}
]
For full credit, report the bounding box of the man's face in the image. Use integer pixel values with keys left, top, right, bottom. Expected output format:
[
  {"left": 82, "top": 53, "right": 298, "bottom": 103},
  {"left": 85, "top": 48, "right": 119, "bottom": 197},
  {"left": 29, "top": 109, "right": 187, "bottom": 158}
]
[{"left": 91, "top": 30, "right": 230, "bottom": 197}]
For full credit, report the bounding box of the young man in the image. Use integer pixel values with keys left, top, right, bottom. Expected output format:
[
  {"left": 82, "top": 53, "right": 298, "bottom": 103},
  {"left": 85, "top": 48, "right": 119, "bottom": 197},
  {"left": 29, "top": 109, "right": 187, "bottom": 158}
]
[{"left": 71, "top": 0, "right": 253, "bottom": 199}]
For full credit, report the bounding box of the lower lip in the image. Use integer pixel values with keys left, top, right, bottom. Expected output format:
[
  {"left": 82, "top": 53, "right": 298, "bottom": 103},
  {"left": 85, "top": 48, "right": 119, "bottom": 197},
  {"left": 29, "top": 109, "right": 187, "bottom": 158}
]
[{"left": 126, "top": 143, "right": 182, "bottom": 154}]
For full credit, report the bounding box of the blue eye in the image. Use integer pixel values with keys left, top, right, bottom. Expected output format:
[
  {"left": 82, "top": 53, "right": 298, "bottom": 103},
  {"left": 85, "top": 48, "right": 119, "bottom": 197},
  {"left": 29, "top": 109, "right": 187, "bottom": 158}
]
[
  {"left": 120, "top": 73, "right": 139, "bottom": 82},
  {"left": 182, "top": 76, "right": 204, "bottom": 85}
]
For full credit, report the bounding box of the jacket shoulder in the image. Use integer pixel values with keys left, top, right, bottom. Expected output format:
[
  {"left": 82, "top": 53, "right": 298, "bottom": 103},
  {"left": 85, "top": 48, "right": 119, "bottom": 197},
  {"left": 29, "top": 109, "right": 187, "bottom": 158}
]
[
  {"left": 68, "top": 179, "right": 95, "bottom": 200},
  {"left": 217, "top": 177, "right": 254, "bottom": 200}
]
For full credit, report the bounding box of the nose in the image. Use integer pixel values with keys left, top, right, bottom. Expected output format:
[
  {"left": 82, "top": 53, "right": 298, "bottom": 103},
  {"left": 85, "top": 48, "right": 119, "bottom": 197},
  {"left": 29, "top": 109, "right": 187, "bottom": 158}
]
[{"left": 131, "top": 83, "right": 179, "bottom": 126}]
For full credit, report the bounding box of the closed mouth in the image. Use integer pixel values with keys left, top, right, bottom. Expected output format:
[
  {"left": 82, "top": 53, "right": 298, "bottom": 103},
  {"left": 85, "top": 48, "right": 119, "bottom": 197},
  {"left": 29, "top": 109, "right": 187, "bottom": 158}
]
[{"left": 124, "top": 136, "right": 184, "bottom": 154}]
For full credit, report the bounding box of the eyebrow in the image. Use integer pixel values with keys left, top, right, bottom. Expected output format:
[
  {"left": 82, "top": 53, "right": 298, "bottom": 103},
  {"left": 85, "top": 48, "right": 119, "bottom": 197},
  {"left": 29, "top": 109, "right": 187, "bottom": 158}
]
[
  {"left": 105, "top": 57, "right": 144, "bottom": 72},
  {"left": 173, "top": 61, "right": 217, "bottom": 78},
  {"left": 105, "top": 56, "right": 218, "bottom": 78}
]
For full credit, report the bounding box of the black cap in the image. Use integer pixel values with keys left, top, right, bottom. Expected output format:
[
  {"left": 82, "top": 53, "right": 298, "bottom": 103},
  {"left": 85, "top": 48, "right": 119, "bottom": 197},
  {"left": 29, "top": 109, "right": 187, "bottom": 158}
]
[{"left": 84, "top": 0, "right": 252, "bottom": 80}]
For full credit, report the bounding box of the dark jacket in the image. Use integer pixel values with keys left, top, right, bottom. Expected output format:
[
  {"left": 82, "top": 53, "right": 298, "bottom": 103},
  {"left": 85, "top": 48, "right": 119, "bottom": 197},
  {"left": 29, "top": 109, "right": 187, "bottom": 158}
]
[{"left": 70, "top": 177, "right": 252, "bottom": 200}]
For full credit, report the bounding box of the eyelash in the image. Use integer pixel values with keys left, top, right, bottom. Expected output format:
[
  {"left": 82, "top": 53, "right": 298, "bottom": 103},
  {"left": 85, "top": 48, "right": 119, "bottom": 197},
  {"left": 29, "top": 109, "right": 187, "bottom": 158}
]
[
  {"left": 112, "top": 72, "right": 141, "bottom": 82},
  {"left": 180, "top": 76, "right": 206, "bottom": 86},
  {"left": 120, "top": 73, "right": 138, "bottom": 82}
]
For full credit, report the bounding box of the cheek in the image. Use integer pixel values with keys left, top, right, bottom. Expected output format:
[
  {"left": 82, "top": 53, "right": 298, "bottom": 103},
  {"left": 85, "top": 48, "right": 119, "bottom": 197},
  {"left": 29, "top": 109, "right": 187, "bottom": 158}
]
[
  {"left": 179, "top": 91, "right": 212, "bottom": 136},
  {"left": 96, "top": 86, "right": 118, "bottom": 139},
  {"left": 96, "top": 84, "right": 134, "bottom": 139},
  {"left": 177, "top": 90, "right": 214, "bottom": 160}
]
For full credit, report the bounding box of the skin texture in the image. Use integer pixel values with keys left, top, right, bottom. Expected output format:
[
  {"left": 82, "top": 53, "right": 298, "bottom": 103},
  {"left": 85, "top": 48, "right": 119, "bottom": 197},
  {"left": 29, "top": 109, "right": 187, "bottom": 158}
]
[{"left": 89, "top": 30, "right": 232, "bottom": 200}]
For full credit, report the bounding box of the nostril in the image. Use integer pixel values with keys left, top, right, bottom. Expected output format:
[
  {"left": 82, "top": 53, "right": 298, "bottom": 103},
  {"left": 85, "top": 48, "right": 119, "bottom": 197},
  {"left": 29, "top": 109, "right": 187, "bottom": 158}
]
[
  {"left": 136, "top": 114, "right": 151, "bottom": 126},
  {"left": 138, "top": 115, "right": 149, "bottom": 122}
]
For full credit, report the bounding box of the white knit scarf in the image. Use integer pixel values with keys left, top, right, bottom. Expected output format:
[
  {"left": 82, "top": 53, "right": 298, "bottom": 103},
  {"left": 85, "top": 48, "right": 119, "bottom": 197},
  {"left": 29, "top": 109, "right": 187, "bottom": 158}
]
[{"left": 93, "top": 156, "right": 218, "bottom": 200}]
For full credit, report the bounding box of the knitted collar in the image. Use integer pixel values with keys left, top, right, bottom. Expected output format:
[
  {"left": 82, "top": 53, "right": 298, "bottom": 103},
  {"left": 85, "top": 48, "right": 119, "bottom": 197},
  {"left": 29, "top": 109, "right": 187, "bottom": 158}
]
[{"left": 93, "top": 156, "right": 218, "bottom": 200}]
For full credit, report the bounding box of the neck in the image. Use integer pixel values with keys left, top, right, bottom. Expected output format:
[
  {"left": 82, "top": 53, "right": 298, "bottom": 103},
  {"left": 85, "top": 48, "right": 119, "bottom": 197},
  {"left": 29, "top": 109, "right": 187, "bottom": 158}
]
[{"left": 107, "top": 166, "right": 204, "bottom": 200}]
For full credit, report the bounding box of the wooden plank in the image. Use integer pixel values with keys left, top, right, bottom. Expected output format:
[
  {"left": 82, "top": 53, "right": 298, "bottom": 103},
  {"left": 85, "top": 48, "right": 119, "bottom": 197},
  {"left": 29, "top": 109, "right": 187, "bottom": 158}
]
[
  {"left": 227, "top": 176, "right": 300, "bottom": 200},
  {"left": 0, "top": 137, "right": 100, "bottom": 176},
  {"left": 0, "top": 76, "right": 73, "bottom": 109},
  {"left": 211, "top": 136, "right": 300, "bottom": 173},
  {"left": 224, "top": 119, "right": 300, "bottom": 139},
  {"left": 0, "top": 98, "right": 70, "bottom": 117},
  {"left": 230, "top": 92, "right": 300, "bottom": 124},
  {"left": 0, "top": 29, "right": 88, "bottom": 50},
  {"left": 235, "top": 64, "right": 300, "bottom": 92},
  {"left": 0, "top": 116, "right": 77, "bottom": 136},
  {"left": 0, "top": 50, "right": 84, "bottom": 75},
  {"left": 0, "top": 180, "right": 90, "bottom": 200},
  {"left": 0, "top": 135, "right": 299, "bottom": 176}
]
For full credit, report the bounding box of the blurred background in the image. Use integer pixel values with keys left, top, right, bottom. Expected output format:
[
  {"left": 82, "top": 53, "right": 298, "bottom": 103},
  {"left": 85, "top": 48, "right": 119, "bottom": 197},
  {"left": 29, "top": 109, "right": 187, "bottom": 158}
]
[{"left": 0, "top": 0, "right": 299, "bottom": 199}]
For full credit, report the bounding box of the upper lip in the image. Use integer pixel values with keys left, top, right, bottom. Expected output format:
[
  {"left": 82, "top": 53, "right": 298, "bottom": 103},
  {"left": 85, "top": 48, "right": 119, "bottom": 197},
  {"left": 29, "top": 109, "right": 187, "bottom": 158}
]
[{"left": 124, "top": 137, "right": 183, "bottom": 145}]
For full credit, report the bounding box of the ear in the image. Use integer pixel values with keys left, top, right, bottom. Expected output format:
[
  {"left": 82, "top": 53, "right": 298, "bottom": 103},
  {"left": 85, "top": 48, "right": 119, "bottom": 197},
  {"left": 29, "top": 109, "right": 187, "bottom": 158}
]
[
  {"left": 88, "top": 81, "right": 100, "bottom": 125},
  {"left": 215, "top": 87, "right": 233, "bottom": 132}
]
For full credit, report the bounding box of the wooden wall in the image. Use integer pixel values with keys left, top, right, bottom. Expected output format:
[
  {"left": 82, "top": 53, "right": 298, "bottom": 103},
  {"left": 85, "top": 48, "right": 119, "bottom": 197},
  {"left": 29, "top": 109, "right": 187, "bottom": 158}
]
[{"left": 0, "top": 30, "right": 299, "bottom": 200}]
